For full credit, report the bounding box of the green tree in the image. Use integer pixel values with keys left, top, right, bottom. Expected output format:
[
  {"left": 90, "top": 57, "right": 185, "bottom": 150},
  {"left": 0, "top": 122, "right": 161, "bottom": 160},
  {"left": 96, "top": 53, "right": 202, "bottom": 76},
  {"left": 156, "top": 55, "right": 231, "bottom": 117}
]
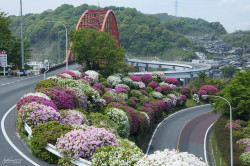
[
  {"left": 0, "top": 10, "right": 32, "bottom": 69},
  {"left": 212, "top": 69, "right": 250, "bottom": 121},
  {"left": 221, "top": 65, "right": 237, "bottom": 78},
  {"left": 69, "top": 29, "right": 126, "bottom": 77}
]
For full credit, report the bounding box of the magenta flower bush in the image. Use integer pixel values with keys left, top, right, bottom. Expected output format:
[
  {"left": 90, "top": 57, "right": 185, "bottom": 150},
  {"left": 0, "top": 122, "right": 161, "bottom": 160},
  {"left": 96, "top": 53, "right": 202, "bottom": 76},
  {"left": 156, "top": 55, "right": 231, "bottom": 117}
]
[
  {"left": 180, "top": 86, "right": 191, "bottom": 97},
  {"left": 93, "top": 83, "right": 105, "bottom": 93},
  {"left": 191, "top": 88, "right": 197, "bottom": 94},
  {"left": 155, "top": 87, "right": 162, "bottom": 93},
  {"left": 160, "top": 85, "right": 171, "bottom": 95},
  {"left": 165, "top": 78, "right": 178, "bottom": 85},
  {"left": 236, "top": 138, "right": 250, "bottom": 151},
  {"left": 198, "top": 90, "right": 207, "bottom": 97},
  {"left": 38, "top": 87, "right": 78, "bottom": 110},
  {"left": 129, "top": 75, "right": 141, "bottom": 82},
  {"left": 119, "top": 106, "right": 139, "bottom": 134},
  {"left": 116, "top": 88, "right": 128, "bottom": 94},
  {"left": 200, "top": 85, "right": 219, "bottom": 95},
  {"left": 140, "top": 74, "right": 152, "bottom": 85},
  {"left": 225, "top": 120, "right": 247, "bottom": 131},
  {"left": 68, "top": 88, "right": 88, "bottom": 111},
  {"left": 182, "top": 95, "right": 187, "bottom": 102},
  {"left": 60, "top": 110, "right": 87, "bottom": 125},
  {"left": 17, "top": 96, "right": 58, "bottom": 112},
  {"left": 137, "top": 112, "right": 149, "bottom": 134},
  {"left": 55, "top": 126, "right": 118, "bottom": 160},
  {"left": 17, "top": 102, "right": 61, "bottom": 131},
  {"left": 148, "top": 81, "right": 158, "bottom": 89},
  {"left": 61, "top": 71, "right": 77, "bottom": 80},
  {"left": 149, "top": 100, "right": 166, "bottom": 119},
  {"left": 138, "top": 106, "right": 154, "bottom": 124}
]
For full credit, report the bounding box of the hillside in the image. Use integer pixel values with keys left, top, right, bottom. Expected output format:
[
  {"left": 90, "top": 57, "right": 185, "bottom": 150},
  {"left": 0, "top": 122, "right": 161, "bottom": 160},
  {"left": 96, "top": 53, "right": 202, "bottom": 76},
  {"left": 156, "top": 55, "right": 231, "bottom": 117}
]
[{"left": 8, "top": 4, "right": 227, "bottom": 63}]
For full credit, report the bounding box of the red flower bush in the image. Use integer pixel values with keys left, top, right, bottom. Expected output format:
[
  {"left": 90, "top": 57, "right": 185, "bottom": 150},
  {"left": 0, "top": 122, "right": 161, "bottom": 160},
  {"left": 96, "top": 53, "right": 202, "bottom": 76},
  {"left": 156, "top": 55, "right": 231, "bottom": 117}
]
[
  {"left": 166, "top": 78, "right": 178, "bottom": 85},
  {"left": 148, "top": 81, "right": 158, "bottom": 89},
  {"left": 129, "top": 75, "right": 141, "bottom": 82},
  {"left": 140, "top": 74, "right": 152, "bottom": 85},
  {"left": 200, "top": 85, "right": 219, "bottom": 95}
]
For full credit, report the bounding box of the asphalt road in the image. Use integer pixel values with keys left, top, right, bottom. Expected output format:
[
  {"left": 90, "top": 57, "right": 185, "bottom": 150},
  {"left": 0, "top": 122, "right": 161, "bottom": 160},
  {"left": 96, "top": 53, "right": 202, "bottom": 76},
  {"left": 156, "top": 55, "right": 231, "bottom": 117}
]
[
  {"left": 0, "top": 63, "right": 81, "bottom": 166},
  {"left": 147, "top": 104, "right": 219, "bottom": 161},
  {"left": 178, "top": 112, "right": 221, "bottom": 160}
]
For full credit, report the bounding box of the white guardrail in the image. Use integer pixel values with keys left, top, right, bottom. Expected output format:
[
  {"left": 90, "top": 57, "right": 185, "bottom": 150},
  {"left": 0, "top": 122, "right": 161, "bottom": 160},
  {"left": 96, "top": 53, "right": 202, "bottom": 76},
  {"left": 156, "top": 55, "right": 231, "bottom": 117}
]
[{"left": 24, "top": 123, "right": 91, "bottom": 166}]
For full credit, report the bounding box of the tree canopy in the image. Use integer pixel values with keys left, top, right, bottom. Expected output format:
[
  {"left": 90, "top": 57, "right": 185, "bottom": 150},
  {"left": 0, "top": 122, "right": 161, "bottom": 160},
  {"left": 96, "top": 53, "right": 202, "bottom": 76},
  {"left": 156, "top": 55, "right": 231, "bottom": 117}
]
[
  {"left": 69, "top": 29, "right": 125, "bottom": 77},
  {"left": 212, "top": 69, "right": 250, "bottom": 121},
  {"left": 0, "top": 10, "right": 31, "bottom": 69}
]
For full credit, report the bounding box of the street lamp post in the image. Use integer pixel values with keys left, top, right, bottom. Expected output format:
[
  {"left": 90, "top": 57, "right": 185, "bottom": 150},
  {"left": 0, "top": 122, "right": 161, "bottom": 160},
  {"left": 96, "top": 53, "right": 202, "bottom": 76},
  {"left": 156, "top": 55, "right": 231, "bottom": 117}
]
[
  {"left": 47, "top": 21, "right": 68, "bottom": 71},
  {"left": 201, "top": 95, "right": 233, "bottom": 166}
]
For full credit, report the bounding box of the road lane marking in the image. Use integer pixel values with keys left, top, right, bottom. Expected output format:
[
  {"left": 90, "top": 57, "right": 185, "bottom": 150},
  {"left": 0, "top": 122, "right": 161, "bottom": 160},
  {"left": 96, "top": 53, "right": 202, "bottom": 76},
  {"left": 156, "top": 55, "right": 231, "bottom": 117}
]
[
  {"left": 176, "top": 119, "right": 190, "bottom": 152},
  {"left": 1, "top": 105, "right": 40, "bottom": 166},
  {"left": 146, "top": 104, "right": 210, "bottom": 154},
  {"left": 204, "top": 122, "right": 215, "bottom": 163}
]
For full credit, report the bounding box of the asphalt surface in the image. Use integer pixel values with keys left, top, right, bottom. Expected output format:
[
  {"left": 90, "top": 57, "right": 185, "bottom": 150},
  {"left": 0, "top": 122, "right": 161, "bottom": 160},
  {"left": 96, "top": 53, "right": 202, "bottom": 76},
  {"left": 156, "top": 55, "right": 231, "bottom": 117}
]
[
  {"left": 178, "top": 112, "right": 221, "bottom": 160},
  {"left": 0, "top": 63, "right": 81, "bottom": 166},
  {"left": 147, "top": 104, "right": 219, "bottom": 162}
]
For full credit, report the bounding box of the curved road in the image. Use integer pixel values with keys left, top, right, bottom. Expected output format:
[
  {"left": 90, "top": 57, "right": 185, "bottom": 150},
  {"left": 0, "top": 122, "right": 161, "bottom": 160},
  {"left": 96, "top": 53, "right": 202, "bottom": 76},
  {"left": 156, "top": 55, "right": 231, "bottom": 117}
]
[
  {"left": 147, "top": 105, "right": 220, "bottom": 161},
  {"left": 0, "top": 63, "right": 81, "bottom": 166}
]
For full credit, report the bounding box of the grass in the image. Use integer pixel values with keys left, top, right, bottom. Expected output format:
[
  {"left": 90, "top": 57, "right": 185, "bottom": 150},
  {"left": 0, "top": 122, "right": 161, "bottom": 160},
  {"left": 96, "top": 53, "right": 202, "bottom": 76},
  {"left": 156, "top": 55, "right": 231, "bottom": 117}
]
[
  {"left": 185, "top": 98, "right": 206, "bottom": 107},
  {"left": 212, "top": 116, "right": 244, "bottom": 166},
  {"left": 211, "top": 131, "right": 228, "bottom": 166}
]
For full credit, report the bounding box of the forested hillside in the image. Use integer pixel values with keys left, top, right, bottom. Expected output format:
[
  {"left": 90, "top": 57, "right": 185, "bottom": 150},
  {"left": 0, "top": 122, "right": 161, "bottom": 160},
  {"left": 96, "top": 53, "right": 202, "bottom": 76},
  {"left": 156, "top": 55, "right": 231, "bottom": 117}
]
[
  {"left": 222, "top": 30, "right": 250, "bottom": 49},
  {"left": 8, "top": 4, "right": 227, "bottom": 63}
]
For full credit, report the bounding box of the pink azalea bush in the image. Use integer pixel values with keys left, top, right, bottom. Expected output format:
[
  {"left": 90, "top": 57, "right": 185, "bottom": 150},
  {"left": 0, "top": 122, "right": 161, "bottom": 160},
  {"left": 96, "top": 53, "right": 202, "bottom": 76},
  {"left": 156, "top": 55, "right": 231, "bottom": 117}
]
[
  {"left": 138, "top": 106, "right": 154, "bottom": 124},
  {"left": 160, "top": 85, "right": 171, "bottom": 95},
  {"left": 60, "top": 110, "right": 87, "bottom": 125},
  {"left": 17, "top": 96, "right": 58, "bottom": 112},
  {"left": 140, "top": 74, "right": 152, "bottom": 85},
  {"left": 169, "top": 84, "right": 177, "bottom": 91},
  {"left": 180, "top": 86, "right": 191, "bottom": 97},
  {"left": 17, "top": 102, "right": 61, "bottom": 131},
  {"left": 148, "top": 81, "right": 158, "bottom": 89},
  {"left": 115, "top": 84, "right": 130, "bottom": 91},
  {"left": 191, "top": 88, "right": 197, "bottom": 94},
  {"left": 119, "top": 106, "right": 139, "bottom": 134},
  {"left": 198, "top": 90, "right": 207, "bottom": 97},
  {"left": 165, "top": 78, "right": 178, "bottom": 85},
  {"left": 129, "top": 75, "right": 141, "bottom": 82},
  {"left": 61, "top": 71, "right": 78, "bottom": 80},
  {"left": 167, "top": 94, "right": 177, "bottom": 107},
  {"left": 200, "top": 85, "right": 219, "bottom": 95},
  {"left": 56, "top": 126, "right": 118, "bottom": 160}
]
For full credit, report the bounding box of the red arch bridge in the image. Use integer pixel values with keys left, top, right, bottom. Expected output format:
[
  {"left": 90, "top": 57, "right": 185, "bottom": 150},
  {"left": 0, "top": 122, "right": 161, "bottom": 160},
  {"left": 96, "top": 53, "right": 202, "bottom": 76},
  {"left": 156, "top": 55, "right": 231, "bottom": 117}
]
[{"left": 64, "top": 10, "right": 120, "bottom": 63}]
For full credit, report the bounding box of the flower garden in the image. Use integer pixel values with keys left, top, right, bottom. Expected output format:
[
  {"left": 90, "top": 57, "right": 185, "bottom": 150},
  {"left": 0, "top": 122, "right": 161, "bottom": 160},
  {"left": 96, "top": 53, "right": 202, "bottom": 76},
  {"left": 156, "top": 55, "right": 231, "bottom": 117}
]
[{"left": 16, "top": 70, "right": 216, "bottom": 165}]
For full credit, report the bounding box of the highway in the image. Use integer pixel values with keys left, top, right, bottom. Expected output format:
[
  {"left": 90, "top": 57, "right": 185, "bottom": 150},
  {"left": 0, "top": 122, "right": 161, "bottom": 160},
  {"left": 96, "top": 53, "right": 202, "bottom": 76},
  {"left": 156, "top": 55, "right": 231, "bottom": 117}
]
[
  {"left": 0, "top": 63, "right": 81, "bottom": 166},
  {"left": 147, "top": 104, "right": 220, "bottom": 162}
]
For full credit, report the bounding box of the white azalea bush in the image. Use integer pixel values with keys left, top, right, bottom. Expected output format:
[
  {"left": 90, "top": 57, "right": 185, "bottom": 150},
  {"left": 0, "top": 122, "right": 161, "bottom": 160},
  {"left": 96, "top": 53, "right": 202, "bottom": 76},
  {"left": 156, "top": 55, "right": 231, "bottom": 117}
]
[
  {"left": 107, "top": 75, "right": 122, "bottom": 86},
  {"left": 135, "top": 149, "right": 208, "bottom": 166},
  {"left": 91, "top": 138, "right": 144, "bottom": 166},
  {"left": 193, "top": 94, "right": 200, "bottom": 104},
  {"left": 85, "top": 70, "right": 99, "bottom": 83},
  {"left": 22, "top": 92, "right": 51, "bottom": 100},
  {"left": 105, "top": 107, "right": 130, "bottom": 138},
  {"left": 70, "top": 70, "right": 82, "bottom": 79},
  {"left": 149, "top": 91, "right": 163, "bottom": 99}
]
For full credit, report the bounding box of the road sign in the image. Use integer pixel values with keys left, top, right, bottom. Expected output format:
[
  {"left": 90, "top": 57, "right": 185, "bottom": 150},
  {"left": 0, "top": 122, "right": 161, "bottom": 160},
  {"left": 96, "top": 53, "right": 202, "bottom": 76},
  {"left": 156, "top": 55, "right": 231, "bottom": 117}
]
[{"left": 0, "top": 50, "right": 7, "bottom": 67}]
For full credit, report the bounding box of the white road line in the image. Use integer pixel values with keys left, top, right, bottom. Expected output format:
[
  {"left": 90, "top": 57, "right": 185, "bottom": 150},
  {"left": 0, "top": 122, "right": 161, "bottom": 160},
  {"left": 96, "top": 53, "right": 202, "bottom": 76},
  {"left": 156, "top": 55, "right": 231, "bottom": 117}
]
[
  {"left": 1, "top": 105, "right": 40, "bottom": 166},
  {"left": 146, "top": 104, "right": 210, "bottom": 155},
  {"left": 204, "top": 122, "right": 215, "bottom": 163}
]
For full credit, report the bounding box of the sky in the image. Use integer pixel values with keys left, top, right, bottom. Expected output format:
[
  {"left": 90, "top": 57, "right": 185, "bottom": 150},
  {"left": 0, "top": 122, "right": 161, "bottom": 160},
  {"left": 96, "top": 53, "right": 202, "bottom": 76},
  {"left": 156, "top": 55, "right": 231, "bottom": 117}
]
[{"left": 1, "top": 0, "right": 250, "bottom": 33}]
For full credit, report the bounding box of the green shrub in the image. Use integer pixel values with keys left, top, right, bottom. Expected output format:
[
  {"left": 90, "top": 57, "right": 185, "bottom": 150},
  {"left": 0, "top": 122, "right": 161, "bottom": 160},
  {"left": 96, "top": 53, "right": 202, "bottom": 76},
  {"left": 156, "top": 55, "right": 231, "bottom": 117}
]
[
  {"left": 34, "top": 79, "right": 58, "bottom": 91},
  {"left": 30, "top": 121, "right": 73, "bottom": 164},
  {"left": 129, "top": 90, "right": 142, "bottom": 98},
  {"left": 146, "top": 86, "right": 153, "bottom": 93}
]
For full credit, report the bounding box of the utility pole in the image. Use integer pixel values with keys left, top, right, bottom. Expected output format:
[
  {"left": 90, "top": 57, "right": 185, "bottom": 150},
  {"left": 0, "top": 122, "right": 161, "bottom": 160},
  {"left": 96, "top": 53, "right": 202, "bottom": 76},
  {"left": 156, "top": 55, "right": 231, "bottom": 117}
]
[
  {"left": 20, "top": 0, "right": 24, "bottom": 70},
  {"left": 175, "top": 0, "right": 178, "bottom": 17}
]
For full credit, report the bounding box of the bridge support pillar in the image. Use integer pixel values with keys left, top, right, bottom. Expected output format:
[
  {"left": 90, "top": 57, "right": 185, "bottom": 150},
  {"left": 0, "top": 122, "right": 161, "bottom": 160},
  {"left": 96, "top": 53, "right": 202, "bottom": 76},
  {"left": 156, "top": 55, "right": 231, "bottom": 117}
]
[
  {"left": 172, "top": 66, "right": 176, "bottom": 71},
  {"left": 136, "top": 63, "right": 139, "bottom": 72},
  {"left": 190, "top": 73, "right": 193, "bottom": 82},
  {"left": 158, "top": 64, "right": 162, "bottom": 71},
  {"left": 145, "top": 63, "right": 149, "bottom": 72}
]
